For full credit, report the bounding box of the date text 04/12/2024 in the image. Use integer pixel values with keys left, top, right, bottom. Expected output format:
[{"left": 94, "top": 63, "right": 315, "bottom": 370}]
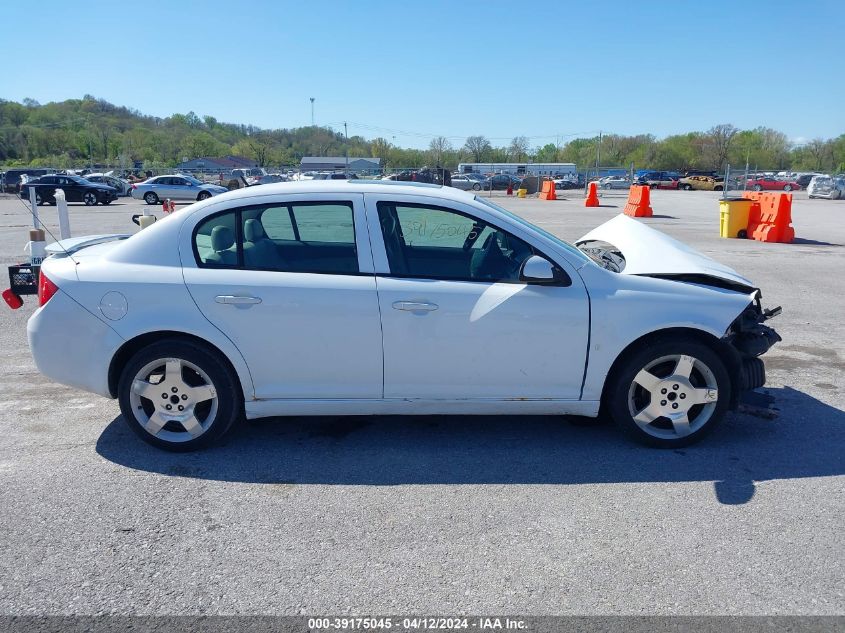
[{"left": 308, "top": 617, "right": 527, "bottom": 630}]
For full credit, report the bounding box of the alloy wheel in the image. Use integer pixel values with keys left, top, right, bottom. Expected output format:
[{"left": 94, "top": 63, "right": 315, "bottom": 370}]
[
  {"left": 626, "top": 354, "right": 719, "bottom": 440},
  {"left": 128, "top": 357, "right": 218, "bottom": 444}
]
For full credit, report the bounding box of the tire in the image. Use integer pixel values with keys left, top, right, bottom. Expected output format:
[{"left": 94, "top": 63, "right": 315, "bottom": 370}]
[
  {"left": 783, "top": 185, "right": 792, "bottom": 192},
  {"left": 753, "top": 184, "right": 762, "bottom": 192},
  {"left": 83, "top": 191, "right": 98, "bottom": 206},
  {"left": 714, "top": 186, "right": 723, "bottom": 191},
  {"left": 683, "top": 184, "right": 692, "bottom": 190},
  {"left": 144, "top": 191, "right": 159, "bottom": 205},
  {"left": 472, "top": 183, "right": 481, "bottom": 191},
  {"left": 117, "top": 339, "right": 242, "bottom": 451},
  {"left": 605, "top": 337, "right": 731, "bottom": 448},
  {"left": 35, "top": 192, "right": 43, "bottom": 205},
  {"left": 197, "top": 191, "right": 211, "bottom": 201},
  {"left": 737, "top": 229, "right": 748, "bottom": 239}
]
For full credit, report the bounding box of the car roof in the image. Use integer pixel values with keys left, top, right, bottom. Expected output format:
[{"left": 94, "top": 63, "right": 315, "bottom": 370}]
[{"left": 202, "top": 179, "right": 476, "bottom": 204}]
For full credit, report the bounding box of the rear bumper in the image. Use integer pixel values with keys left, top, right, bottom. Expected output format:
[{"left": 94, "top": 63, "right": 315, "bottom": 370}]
[{"left": 27, "top": 291, "right": 124, "bottom": 398}]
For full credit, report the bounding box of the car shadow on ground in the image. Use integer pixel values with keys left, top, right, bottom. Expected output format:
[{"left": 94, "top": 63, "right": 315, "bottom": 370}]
[
  {"left": 96, "top": 386, "right": 844, "bottom": 505},
  {"left": 790, "top": 237, "right": 842, "bottom": 247}
]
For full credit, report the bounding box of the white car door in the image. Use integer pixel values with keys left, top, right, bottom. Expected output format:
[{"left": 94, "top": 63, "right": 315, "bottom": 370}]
[
  {"left": 365, "top": 193, "right": 590, "bottom": 400},
  {"left": 181, "top": 193, "right": 383, "bottom": 400}
]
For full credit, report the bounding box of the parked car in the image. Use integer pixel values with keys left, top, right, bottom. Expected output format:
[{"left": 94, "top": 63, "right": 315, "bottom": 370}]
[
  {"left": 20, "top": 174, "right": 118, "bottom": 206},
  {"left": 746, "top": 176, "right": 800, "bottom": 192},
  {"left": 796, "top": 173, "right": 823, "bottom": 189},
  {"left": 679, "top": 175, "right": 725, "bottom": 191},
  {"left": 312, "top": 172, "right": 359, "bottom": 180},
  {"left": 85, "top": 173, "right": 133, "bottom": 196},
  {"left": 131, "top": 175, "right": 228, "bottom": 205},
  {"left": 807, "top": 175, "right": 845, "bottom": 199},
  {"left": 450, "top": 175, "right": 483, "bottom": 191},
  {"left": 598, "top": 176, "right": 632, "bottom": 190},
  {"left": 2, "top": 168, "right": 56, "bottom": 193},
  {"left": 255, "top": 174, "right": 289, "bottom": 185},
  {"left": 636, "top": 172, "right": 679, "bottom": 189},
  {"left": 484, "top": 174, "right": 522, "bottom": 190},
  {"left": 25, "top": 181, "right": 780, "bottom": 451}
]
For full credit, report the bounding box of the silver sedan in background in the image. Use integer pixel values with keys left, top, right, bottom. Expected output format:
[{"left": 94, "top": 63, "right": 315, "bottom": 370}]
[
  {"left": 599, "top": 176, "right": 632, "bottom": 189},
  {"left": 130, "top": 175, "right": 228, "bottom": 205},
  {"left": 450, "top": 175, "right": 483, "bottom": 191}
]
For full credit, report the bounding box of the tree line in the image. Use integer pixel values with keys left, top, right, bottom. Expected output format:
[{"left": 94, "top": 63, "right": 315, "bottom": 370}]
[{"left": 1, "top": 97, "right": 843, "bottom": 173}]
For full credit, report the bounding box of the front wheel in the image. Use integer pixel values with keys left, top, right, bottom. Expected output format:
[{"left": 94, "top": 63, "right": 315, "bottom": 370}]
[
  {"left": 83, "top": 191, "right": 98, "bottom": 206},
  {"left": 102, "top": 198, "right": 112, "bottom": 205},
  {"left": 197, "top": 191, "right": 212, "bottom": 201},
  {"left": 118, "top": 339, "right": 242, "bottom": 451},
  {"left": 605, "top": 338, "right": 731, "bottom": 448},
  {"left": 682, "top": 184, "right": 692, "bottom": 190}
]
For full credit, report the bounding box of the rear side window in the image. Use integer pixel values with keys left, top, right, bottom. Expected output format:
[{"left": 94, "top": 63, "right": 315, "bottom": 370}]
[
  {"left": 194, "top": 202, "right": 358, "bottom": 274},
  {"left": 195, "top": 211, "right": 239, "bottom": 268}
]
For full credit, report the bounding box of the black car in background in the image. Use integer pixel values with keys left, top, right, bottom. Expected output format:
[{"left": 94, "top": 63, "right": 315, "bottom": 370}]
[
  {"left": 2, "top": 168, "right": 56, "bottom": 193},
  {"left": 20, "top": 174, "right": 119, "bottom": 206},
  {"left": 485, "top": 174, "right": 522, "bottom": 190}
]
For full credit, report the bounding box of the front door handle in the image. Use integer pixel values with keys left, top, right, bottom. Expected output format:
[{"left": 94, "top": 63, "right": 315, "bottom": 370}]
[
  {"left": 392, "top": 301, "right": 438, "bottom": 312},
  {"left": 215, "top": 295, "right": 262, "bottom": 305}
]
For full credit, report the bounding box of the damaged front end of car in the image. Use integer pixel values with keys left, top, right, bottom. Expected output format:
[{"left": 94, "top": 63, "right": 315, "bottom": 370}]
[{"left": 721, "top": 292, "right": 782, "bottom": 396}]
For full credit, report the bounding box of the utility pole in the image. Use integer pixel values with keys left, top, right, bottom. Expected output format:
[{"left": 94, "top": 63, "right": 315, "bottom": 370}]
[
  {"left": 344, "top": 121, "right": 349, "bottom": 177},
  {"left": 310, "top": 97, "right": 315, "bottom": 126},
  {"left": 595, "top": 130, "right": 602, "bottom": 180}
]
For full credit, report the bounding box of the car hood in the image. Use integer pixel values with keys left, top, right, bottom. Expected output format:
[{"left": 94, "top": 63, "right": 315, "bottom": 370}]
[{"left": 575, "top": 214, "right": 755, "bottom": 291}]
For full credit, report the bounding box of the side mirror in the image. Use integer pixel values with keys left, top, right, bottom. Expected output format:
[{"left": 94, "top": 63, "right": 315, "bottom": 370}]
[{"left": 519, "top": 255, "right": 566, "bottom": 285}]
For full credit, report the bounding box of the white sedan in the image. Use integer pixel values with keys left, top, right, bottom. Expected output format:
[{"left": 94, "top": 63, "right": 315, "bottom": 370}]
[{"left": 26, "top": 181, "right": 781, "bottom": 451}]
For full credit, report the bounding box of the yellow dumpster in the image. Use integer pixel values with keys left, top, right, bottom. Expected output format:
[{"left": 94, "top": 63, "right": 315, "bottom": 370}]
[
  {"left": 719, "top": 198, "right": 753, "bottom": 238},
  {"left": 516, "top": 188, "right": 527, "bottom": 198}
]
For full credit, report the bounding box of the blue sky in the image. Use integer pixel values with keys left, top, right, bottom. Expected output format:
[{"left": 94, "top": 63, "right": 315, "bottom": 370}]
[{"left": 3, "top": 0, "right": 843, "bottom": 148}]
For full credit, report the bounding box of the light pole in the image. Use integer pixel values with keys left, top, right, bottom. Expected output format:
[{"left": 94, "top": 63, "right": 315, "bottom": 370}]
[
  {"left": 344, "top": 121, "right": 349, "bottom": 177},
  {"left": 310, "top": 97, "right": 315, "bottom": 126}
]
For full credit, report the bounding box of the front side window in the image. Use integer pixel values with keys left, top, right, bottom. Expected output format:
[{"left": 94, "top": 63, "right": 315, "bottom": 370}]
[
  {"left": 377, "top": 201, "right": 536, "bottom": 282},
  {"left": 194, "top": 201, "right": 358, "bottom": 274}
]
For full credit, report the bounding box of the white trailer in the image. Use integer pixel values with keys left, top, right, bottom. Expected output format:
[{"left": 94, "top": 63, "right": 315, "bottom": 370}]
[{"left": 457, "top": 162, "right": 577, "bottom": 177}]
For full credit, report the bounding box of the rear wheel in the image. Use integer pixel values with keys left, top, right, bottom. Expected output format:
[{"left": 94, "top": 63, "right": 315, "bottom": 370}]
[
  {"left": 144, "top": 191, "right": 159, "bottom": 205},
  {"left": 753, "top": 184, "right": 763, "bottom": 192},
  {"left": 83, "top": 191, "right": 98, "bottom": 206},
  {"left": 714, "top": 185, "right": 723, "bottom": 191},
  {"left": 118, "top": 339, "right": 242, "bottom": 451},
  {"left": 783, "top": 184, "right": 793, "bottom": 191},
  {"left": 472, "top": 183, "right": 481, "bottom": 191},
  {"left": 35, "top": 192, "right": 43, "bottom": 205},
  {"left": 606, "top": 338, "right": 731, "bottom": 448}
]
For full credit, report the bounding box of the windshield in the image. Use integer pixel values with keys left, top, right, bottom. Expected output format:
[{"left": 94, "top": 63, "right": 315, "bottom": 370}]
[{"left": 474, "top": 196, "right": 591, "bottom": 265}]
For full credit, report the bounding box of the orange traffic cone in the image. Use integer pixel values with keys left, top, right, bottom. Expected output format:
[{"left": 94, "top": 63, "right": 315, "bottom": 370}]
[{"left": 584, "top": 182, "right": 600, "bottom": 207}]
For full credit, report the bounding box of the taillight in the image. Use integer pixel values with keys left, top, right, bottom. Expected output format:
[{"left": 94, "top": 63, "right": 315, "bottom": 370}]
[
  {"left": 38, "top": 272, "right": 58, "bottom": 306},
  {"left": 131, "top": 183, "right": 137, "bottom": 189}
]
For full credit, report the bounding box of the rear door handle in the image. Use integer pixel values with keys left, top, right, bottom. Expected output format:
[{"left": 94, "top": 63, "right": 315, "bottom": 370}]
[
  {"left": 215, "top": 295, "right": 262, "bottom": 305},
  {"left": 392, "top": 301, "right": 438, "bottom": 312}
]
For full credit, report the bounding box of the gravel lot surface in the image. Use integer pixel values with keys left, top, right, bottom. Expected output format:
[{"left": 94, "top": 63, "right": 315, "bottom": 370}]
[{"left": 0, "top": 189, "right": 842, "bottom": 615}]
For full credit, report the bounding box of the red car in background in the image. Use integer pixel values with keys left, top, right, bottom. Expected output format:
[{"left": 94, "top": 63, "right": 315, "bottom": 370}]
[{"left": 746, "top": 176, "right": 801, "bottom": 191}]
